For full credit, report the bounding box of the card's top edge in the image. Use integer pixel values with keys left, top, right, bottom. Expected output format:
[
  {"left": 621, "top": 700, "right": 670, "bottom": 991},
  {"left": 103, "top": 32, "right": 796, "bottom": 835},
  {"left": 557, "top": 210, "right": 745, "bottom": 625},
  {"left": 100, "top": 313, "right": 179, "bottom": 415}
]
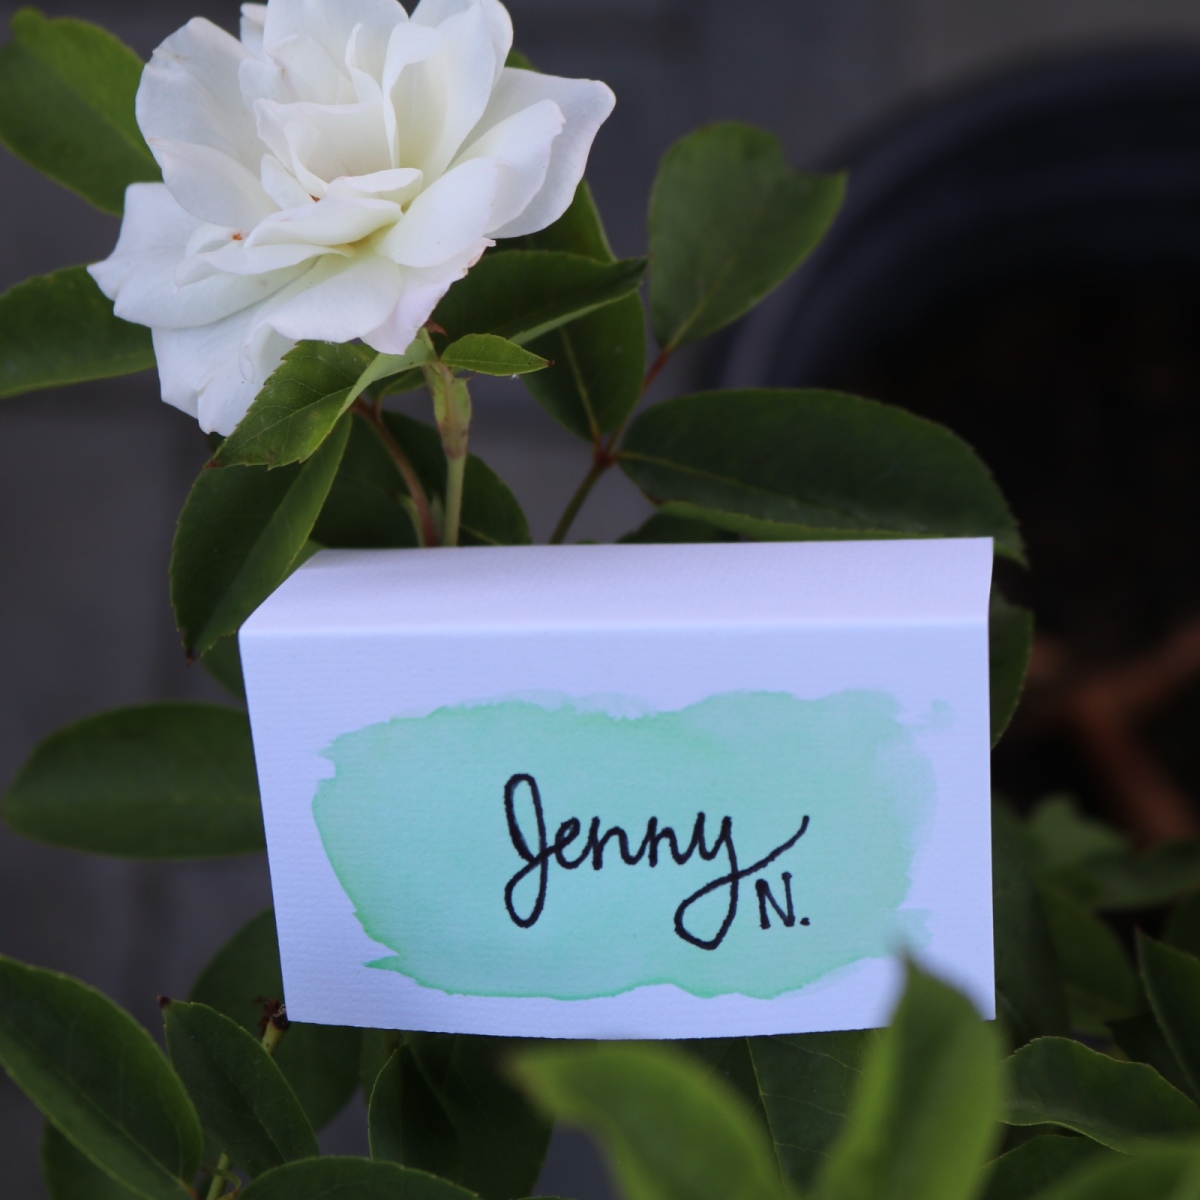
[{"left": 241, "top": 538, "right": 995, "bottom": 637}]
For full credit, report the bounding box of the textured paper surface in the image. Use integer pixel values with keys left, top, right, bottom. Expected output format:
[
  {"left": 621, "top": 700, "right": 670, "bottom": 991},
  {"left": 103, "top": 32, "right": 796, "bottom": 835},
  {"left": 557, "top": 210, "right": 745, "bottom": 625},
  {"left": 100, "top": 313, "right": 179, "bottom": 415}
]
[{"left": 240, "top": 539, "right": 994, "bottom": 1038}]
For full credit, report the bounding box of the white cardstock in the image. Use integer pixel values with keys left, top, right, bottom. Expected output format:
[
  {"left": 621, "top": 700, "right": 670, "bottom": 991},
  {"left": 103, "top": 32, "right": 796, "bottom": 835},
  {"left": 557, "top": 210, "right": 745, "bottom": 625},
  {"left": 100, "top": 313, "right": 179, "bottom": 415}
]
[{"left": 240, "top": 538, "right": 995, "bottom": 1038}]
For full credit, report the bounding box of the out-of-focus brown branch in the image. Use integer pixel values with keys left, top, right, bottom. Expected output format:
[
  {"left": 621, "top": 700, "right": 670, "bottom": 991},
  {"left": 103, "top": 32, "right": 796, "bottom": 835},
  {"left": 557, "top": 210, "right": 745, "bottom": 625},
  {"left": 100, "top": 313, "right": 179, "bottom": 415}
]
[{"left": 1023, "top": 620, "right": 1200, "bottom": 846}]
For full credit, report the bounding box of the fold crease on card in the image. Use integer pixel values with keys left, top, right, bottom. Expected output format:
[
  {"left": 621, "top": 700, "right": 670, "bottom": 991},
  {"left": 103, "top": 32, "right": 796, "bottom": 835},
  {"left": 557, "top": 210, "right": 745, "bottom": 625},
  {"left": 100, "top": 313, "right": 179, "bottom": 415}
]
[{"left": 240, "top": 539, "right": 994, "bottom": 1038}]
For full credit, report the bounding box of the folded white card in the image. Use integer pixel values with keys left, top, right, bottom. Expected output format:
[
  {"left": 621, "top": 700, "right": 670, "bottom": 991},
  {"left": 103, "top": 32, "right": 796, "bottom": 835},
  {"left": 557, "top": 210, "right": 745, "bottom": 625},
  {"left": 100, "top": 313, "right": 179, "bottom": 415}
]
[{"left": 240, "top": 538, "right": 994, "bottom": 1038}]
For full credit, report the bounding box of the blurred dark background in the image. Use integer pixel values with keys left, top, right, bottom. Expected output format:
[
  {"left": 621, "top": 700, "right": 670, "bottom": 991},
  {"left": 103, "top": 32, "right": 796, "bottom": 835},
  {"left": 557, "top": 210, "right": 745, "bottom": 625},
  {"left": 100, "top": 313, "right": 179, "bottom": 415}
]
[{"left": 7, "top": 1, "right": 1200, "bottom": 1195}]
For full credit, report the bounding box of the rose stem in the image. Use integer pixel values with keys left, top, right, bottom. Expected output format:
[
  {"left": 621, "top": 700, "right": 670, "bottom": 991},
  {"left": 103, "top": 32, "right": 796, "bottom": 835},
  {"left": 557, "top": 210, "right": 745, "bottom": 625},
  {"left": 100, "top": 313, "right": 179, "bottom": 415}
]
[{"left": 352, "top": 399, "right": 440, "bottom": 547}]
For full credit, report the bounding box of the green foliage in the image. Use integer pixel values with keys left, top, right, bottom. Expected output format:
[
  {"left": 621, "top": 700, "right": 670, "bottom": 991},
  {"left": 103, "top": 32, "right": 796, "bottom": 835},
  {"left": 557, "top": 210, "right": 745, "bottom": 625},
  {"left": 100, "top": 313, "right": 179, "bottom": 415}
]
[
  {"left": 648, "top": 122, "right": 844, "bottom": 351},
  {"left": 1039, "top": 886, "right": 1139, "bottom": 1030},
  {"left": 512, "top": 1042, "right": 788, "bottom": 1200},
  {"left": 216, "top": 342, "right": 375, "bottom": 468},
  {"left": 1004, "top": 1036, "right": 1200, "bottom": 1150},
  {"left": 163, "top": 1001, "right": 317, "bottom": 1178},
  {"left": 442, "top": 333, "right": 550, "bottom": 376},
  {"left": 433, "top": 250, "right": 646, "bottom": 345},
  {"left": 0, "top": 267, "right": 153, "bottom": 398},
  {"left": 1138, "top": 934, "right": 1200, "bottom": 1100},
  {"left": 689, "top": 1032, "right": 877, "bottom": 1191},
  {"left": 982, "top": 1135, "right": 1115, "bottom": 1200},
  {"left": 0, "top": 956, "right": 202, "bottom": 1199},
  {"left": 238, "top": 1157, "right": 481, "bottom": 1200},
  {"left": 0, "top": 10, "right": 157, "bottom": 213},
  {"left": 991, "top": 806, "right": 1069, "bottom": 1047},
  {"left": 519, "top": 184, "right": 647, "bottom": 440},
  {"left": 1030, "top": 1149, "right": 1200, "bottom": 1200},
  {"left": 42, "top": 1123, "right": 141, "bottom": 1200},
  {"left": 189, "top": 910, "right": 361, "bottom": 1131},
  {"left": 814, "top": 964, "right": 1003, "bottom": 1200},
  {"left": 620, "top": 390, "right": 1023, "bottom": 559},
  {"left": 989, "top": 593, "right": 1033, "bottom": 745},
  {"left": 368, "top": 1035, "right": 551, "bottom": 1200},
  {"left": 1, "top": 703, "right": 263, "bottom": 857},
  {"left": 171, "top": 416, "right": 350, "bottom": 656}
]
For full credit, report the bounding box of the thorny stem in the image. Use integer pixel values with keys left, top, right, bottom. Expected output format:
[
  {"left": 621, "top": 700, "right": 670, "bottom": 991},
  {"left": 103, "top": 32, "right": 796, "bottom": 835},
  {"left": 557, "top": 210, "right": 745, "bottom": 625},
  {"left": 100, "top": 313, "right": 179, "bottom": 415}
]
[
  {"left": 204, "top": 1004, "right": 291, "bottom": 1199},
  {"left": 353, "top": 399, "right": 440, "bottom": 547},
  {"left": 548, "top": 346, "right": 673, "bottom": 544}
]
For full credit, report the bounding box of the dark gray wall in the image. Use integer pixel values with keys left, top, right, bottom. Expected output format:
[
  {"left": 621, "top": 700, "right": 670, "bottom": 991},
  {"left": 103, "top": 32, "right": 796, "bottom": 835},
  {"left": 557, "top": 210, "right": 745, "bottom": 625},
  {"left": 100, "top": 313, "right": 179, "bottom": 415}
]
[{"left": 4, "top": 1, "right": 1200, "bottom": 1195}]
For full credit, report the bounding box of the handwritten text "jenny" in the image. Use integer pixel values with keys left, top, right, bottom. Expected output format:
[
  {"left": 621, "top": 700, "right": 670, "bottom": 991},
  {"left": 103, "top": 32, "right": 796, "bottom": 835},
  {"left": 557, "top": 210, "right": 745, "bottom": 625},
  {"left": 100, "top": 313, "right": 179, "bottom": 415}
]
[{"left": 503, "top": 773, "right": 811, "bottom": 951}]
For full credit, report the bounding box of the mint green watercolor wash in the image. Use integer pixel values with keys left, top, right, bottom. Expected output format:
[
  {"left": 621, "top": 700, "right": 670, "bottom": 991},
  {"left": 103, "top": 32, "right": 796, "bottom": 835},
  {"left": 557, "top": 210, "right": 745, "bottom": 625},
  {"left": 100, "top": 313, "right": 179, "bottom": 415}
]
[{"left": 312, "top": 690, "right": 936, "bottom": 1001}]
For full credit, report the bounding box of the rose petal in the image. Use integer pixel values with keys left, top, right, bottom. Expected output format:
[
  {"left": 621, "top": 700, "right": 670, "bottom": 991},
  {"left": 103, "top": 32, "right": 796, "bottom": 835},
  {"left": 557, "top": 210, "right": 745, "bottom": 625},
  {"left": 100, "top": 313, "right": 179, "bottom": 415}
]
[
  {"left": 153, "top": 309, "right": 292, "bottom": 435},
  {"left": 201, "top": 238, "right": 343, "bottom": 275},
  {"left": 410, "top": 0, "right": 511, "bottom": 87},
  {"left": 454, "top": 97, "right": 563, "bottom": 234},
  {"left": 260, "top": 154, "right": 314, "bottom": 209},
  {"left": 240, "top": 4, "right": 268, "bottom": 56},
  {"left": 475, "top": 68, "right": 615, "bottom": 238},
  {"left": 89, "top": 183, "right": 293, "bottom": 329},
  {"left": 250, "top": 194, "right": 399, "bottom": 250},
  {"left": 138, "top": 19, "right": 261, "bottom": 174},
  {"left": 257, "top": 252, "right": 404, "bottom": 342},
  {"left": 363, "top": 243, "right": 480, "bottom": 353},
  {"left": 390, "top": 2, "right": 499, "bottom": 178},
  {"left": 263, "top": 0, "right": 406, "bottom": 63},
  {"left": 151, "top": 139, "right": 276, "bottom": 230},
  {"left": 376, "top": 157, "right": 497, "bottom": 268}
]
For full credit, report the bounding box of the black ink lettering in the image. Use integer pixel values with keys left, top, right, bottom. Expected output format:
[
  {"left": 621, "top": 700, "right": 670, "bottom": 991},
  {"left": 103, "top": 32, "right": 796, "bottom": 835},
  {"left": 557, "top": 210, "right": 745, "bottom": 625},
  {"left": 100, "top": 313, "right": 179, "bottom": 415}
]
[
  {"left": 503, "top": 774, "right": 548, "bottom": 928},
  {"left": 756, "top": 872, "right": 796, "bottom": 929},
  {"left": 502, "top": 772, "right": 812, "bottom": 950}
]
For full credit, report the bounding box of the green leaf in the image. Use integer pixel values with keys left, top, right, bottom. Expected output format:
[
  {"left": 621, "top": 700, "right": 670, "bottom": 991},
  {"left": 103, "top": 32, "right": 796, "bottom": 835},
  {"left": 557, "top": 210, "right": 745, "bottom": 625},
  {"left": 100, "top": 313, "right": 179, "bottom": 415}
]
[
  {"left": 43, "top": 1122, "right": 141, "bottom": 1200},
  {"left": 512, "top": 1043, "right": 788, "bottom": 1200},
  {"left": 1165, "top": 891, "right": 1200, "bottom": 959},
  {"left": 369, "top": 1035, "right": 551, "bottom": 1200},
  {"left": 0, "top": 267, "right": 154, "bottom": 398},
  {"left": 239, "top": 1157, "right": 480, "bottom": 1200},
  {"left": 1039, "top": 885, "right": 1139, "bottom": 1030},
  {"left": 620, "top": 390, "right": 1024, "bottom": 561},
  {"left": 982, "top": 1135, "right": 1114, "bottom": 1200},
  {"left": 620, "top": 512, "right": 738, "bottom": 543},
  {"left": 171, "top": 414, "right": 350, "bottom": 656},
  {"left": 649, "top": 122, "right": 844, "bottom": 351},
  {"left": 200, "top": 637, "right": 246, "bottom": 701},
  {"left": 162, "top": 1001, "right": 317, "bottom": 1178},
  {"left": 990, "top": 592, "right": 1032, "bottom": 745},
  {"left": 1024, "top": 797, "right": 1128, "bottom": 881},
  {"left": 992, "top": 805, "right": 1069, "bottom": 1047},
  {"left": 0, "top": 10, "right": 157, "bottom": 213},
  {"left": 442, "top": 333, "right": 549, "bottom": 376},
  {"left": 1004, "top": 1036, "right": 1200, "bottom": 1151},
  {"left": 189, "top": 909, "right": 361, "bottom": 1131},
  {"left": 1028, "top": 1148, "right": 1200, "bottom": 1200},
  {"left": 1108, "top": 1013, "right": 1194, "bottom": 1100},
  {"left": 815, "top": 963, "right": 1003, "bottom": 1200},
  {"left": 1083, "top": 842, "right": 1200, "bottom": 911},
  {"left": 690, "top": 1032, "right": 877, "bottom": 1192},
  {"left": 0, "top": 955, "right": 201, "bottom": 1200},
  {"left": 2, "top": 702, "right": 263, "bottom": 857},
  {"left": 216, "top": 341, "right": 380, "bottom": 468},
  {"left": 433, "top": 250, "right": 646, "bottom": 346},
  {"left": 526, "top": 293, "right": 646, "bottom": 439},
  {"left": 1139, "top": 934, "right": 1200, "bottom": 1101},
  {"left": 514, "top": 183, "right": 646, "bottom": 440}
]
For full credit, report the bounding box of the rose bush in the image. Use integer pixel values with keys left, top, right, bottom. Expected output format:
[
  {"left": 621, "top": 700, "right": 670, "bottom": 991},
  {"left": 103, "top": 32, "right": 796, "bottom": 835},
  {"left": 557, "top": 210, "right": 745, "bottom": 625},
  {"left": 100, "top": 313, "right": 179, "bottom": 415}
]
[{"left": 88, "top": 0, "right": 614, "bottom": 435}]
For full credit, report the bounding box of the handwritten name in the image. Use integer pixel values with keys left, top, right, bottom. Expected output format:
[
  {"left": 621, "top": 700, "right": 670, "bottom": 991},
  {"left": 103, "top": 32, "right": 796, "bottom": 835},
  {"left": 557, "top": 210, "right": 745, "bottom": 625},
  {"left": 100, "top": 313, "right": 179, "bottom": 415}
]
[{"left": 503, "top": 773, "right": 811, "bottom": 950}]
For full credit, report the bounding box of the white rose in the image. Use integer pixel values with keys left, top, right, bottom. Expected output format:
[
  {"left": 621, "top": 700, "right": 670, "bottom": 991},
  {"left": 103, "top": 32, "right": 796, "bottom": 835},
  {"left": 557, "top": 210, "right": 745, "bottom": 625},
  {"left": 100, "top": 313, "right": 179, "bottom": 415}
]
[{"left": 89, "top": 0, "right": 614, "bottom": 435}]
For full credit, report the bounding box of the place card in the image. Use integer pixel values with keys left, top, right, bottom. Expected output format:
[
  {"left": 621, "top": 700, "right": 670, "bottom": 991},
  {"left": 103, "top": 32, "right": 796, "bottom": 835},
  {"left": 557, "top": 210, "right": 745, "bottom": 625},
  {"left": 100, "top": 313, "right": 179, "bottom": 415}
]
[{"left": 240, "top": 539, "right": 994, "bottom": 1038}]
